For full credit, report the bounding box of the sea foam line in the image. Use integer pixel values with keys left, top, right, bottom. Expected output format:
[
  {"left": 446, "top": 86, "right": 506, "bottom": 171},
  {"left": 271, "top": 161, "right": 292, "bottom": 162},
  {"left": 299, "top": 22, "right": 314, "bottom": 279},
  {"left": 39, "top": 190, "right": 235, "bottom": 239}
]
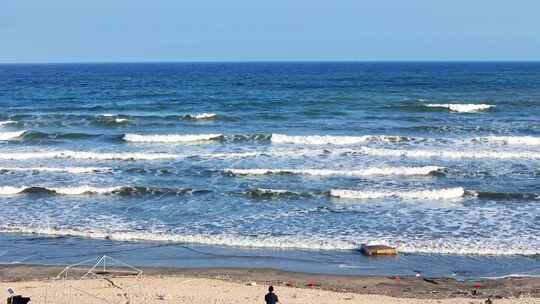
[
  {"left": 2, "top": 226, "right": 538, "bottom": 255},
  {"left": 271, "top": 134, "right": 413, "bottom": 145},
  {"left": 330, "top": 187, "right": 465, "bottom": 200},
  {"left": 0, "top": 150, "right": 264, "bottom": 161},
  {"left": 123, "top": 133, "right": 222, "bottom": 143},
  {"left": 348, "top": 147, "right": 540, "bottom": 160},
  {"left": 0, "top": 167, "right": 112, "bottom": 174},
  {"left": 224, "top": 166, "right": 442, "bottom": 177},
  {"left": 472, "top": 136, "right": 540, "bottom": 146},
  {"left": 0, "top": 226, "right": 358, "bottom": 251},
  {"left": 0, "top": 151, "right": 185, "bottom": 161},
  {"left": 425, "top": 104, "right": 495, "bottom": 112}
]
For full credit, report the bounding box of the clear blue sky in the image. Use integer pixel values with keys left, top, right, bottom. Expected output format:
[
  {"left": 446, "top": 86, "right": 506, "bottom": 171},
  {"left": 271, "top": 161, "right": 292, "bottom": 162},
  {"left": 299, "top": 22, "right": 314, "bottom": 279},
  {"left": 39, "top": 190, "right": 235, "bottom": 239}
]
[{"left": 2, "top": 0, "right": 539, "bottom": 63}]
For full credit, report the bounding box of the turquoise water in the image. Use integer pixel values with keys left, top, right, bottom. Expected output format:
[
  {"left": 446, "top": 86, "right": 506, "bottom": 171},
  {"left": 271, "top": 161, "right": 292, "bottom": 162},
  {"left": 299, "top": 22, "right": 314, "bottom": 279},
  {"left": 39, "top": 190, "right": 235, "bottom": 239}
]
[{"left": 1, "top": 62, "right": 540, "bottom": 276}]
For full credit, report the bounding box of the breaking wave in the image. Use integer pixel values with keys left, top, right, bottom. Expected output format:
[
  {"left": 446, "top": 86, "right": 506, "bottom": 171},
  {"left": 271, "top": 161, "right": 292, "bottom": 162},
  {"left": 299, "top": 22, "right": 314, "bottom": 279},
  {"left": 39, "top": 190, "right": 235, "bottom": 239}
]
[
  {"left": 243, "top": 188, "right": 316, "bottom": 199},
  {"left": 21, "top": 130, "right": 102, "bottom": 141},
  {"left": 123, "top": 133, "right": 222, "bottom": 143},
  {"left": 0, "top": 130, "right": 27, "bottom": 140},
  {"left": 95, "top": 114, "right": 129, "bottom": 124},
  {"left": 0, "top": 150, "right": 264, "bottom": 161},
  {"left": 425, "top": 104, "right": 495, "bottom": 112},
  {"left": 271, "top": 134, "right": 414, "bottom": 145},
  {"left": 0, "top": 167, "right": 112, "bottom": 174},
  {"left": 330, "top": 187, "right": 465, "bottom": 200},
  {"left": 180, "top": 113, "right": 217, "bottom": 120},
  {"left": 0, "top": 120, "right": 17, "bottom": 126},
  {"left": 474, "top": 191, "right": 540, "bottom": 200},
  {"left": 2, "top": 226, "right": 538, "bottom": 255},
  {"left": 348, "top": 147, "right": 540, "bottom": 160},
  {"left": 0, "top": 185, "right": 203, "bottom": 196},
  {"left": 0, "top": 151, "right": 187, "bottom": 161},
  {"left": 472, "top": 136, "right": 540, "bottom": 146},
  {"left": 0, "top": 226, "right": 358, "bottom": 251},
  {"left": 224, "top": 166, "right": 443, "bottom": 177}
]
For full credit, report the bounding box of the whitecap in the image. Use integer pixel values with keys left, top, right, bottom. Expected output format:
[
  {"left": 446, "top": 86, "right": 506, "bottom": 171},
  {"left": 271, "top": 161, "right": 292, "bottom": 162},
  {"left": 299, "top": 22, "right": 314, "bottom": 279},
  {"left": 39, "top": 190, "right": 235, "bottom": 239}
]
[
  {"left": 351, "top": 147, "right": 540, "bottom": 160},
  {"left": 0, "top": 167, "right": 112, "bottom": 174},
  {"left": 0, "top": 130, "right": 26, "bottom": 140},
  {"left": 224, "top": 166, "right": 442, "bottom": 177},
  {"left": 425, "top": 104, "right": 495, "bottom": 112},
  {"left": 0, "top": 151, "right": 184, "bottom": 161},
  {"left": 271, "top": 134, "right": 412, "bottom": 145},
  {"left": 192, "top": 113, "right": 217, "bottom": 119},
  {"left": 473, "top": 136, "right": 540, "bottom": 146},
  {"left": 0, "top": 120, "right": 17, "bottom": 126},
  {"left": 330, "top": 187, "right": 465, "bottom": 200},
  {"left": 123, "top": 133, "right": 222, "bottom": 143}
]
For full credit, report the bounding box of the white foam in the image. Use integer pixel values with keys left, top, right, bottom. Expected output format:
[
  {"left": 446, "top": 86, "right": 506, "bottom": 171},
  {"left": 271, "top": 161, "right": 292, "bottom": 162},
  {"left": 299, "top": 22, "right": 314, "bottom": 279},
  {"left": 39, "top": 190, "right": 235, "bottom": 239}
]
[
  {"left": 0, "top": 150, "right": 263, "bottom": 161},
  {"left": 52, "top": 186, "right": 121, "bottom": 195},
  {"left": 0, "top": 130, "right": 26, "bottom": 140},
  {"left": 0, "top": 151, "right": 184, "bottom": 161},
  {"left": 208, "top": 151, "right": 261, "bottom": 159},
  {"left": 0, "top": 186, "right": 25, "bottom": 195},
  {"left": 0, "top": 120, "right": 17, "bottom": 126},
  {"left": 254, "top": 188, "right": 291, "bottom": 194},
  {"left": 474, "top": 136, "right": 540, "bottom": 146},
  {"left": 123, "top": 133, "right": 222, "bottom": 143},
  {"left": 99, "top": 113, "right": 116, "bottom": 117},
  {"left": 0, "top": 226, "right": 357, "bottom": 251},
  {"left": 0, "top": 185, "right": 121, "bottom": 195},
  {"left": 3, "top": 225, "right": 538, "bottom": 255},
  {"left": 330, "top": 187, "right": 465, "bottom": 200},
  {"left": 271, "top": 134, "right": 411, "bottom": 145},
  {"left": 114, "top": 118, "right": 128, "bottom": 123},
  {"left": 224, "top": 166, "right": 442, "bottom": 177},
  {"left": 352, "top": 147, "right": 540, "bottom": 160},
  {"left": 191, "top": 113, "right": 217, "bottom": 120},
  {"left": 425, "top": 104, "right": 495, "bottom": 112},
  {"left": 0, "top": 167, "right": 112, "bottom": 174}
]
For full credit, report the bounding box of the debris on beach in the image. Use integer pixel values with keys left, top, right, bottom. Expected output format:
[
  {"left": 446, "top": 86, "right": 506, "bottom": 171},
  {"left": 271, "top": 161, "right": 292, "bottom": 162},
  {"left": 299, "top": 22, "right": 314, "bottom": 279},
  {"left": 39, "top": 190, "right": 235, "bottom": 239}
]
[
  {"left": 305, "top": 282, "right": 321, "bottom": 288},
  {"left": 360, "top": 244, "right": 398, "bottom": 256},
  {"left": 156, "top": 294, "right": 172, "bottom": 300}
]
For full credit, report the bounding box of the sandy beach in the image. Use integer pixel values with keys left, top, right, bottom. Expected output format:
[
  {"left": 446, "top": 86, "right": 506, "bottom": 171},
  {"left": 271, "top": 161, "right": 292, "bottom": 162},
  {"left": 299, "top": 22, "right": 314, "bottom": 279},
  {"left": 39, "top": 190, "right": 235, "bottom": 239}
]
[{"left": 1, "top": 265, "right": 540, "bottom": 303}]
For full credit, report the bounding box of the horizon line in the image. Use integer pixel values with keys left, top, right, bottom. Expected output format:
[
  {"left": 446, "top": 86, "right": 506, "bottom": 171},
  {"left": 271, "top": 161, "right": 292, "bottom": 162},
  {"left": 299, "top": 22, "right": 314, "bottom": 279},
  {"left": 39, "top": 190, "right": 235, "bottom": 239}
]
[{"left": 1, "top": 59, "right": 540, "bottom": 65}]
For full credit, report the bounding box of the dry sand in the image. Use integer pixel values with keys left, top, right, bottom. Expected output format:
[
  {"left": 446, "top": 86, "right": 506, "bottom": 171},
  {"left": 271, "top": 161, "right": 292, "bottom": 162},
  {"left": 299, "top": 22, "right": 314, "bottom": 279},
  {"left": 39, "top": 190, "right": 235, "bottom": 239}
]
[{"left": 1, "top": 265, "right": 540, "bottom": 304}]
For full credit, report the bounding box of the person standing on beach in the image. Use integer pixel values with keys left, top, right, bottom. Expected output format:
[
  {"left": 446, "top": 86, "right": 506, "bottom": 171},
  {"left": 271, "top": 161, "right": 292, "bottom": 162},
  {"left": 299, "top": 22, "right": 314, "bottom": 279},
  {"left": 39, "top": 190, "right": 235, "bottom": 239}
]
[{"left": 265, "top": 286, "right": 279, "bottom": 304}]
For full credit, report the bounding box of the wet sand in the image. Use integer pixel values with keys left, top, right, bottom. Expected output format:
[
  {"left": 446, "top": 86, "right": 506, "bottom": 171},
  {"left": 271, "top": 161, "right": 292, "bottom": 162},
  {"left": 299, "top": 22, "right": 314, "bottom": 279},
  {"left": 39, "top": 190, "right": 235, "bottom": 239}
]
[{"left": 1, "top": 264, "right": 540, "bottom": 303}]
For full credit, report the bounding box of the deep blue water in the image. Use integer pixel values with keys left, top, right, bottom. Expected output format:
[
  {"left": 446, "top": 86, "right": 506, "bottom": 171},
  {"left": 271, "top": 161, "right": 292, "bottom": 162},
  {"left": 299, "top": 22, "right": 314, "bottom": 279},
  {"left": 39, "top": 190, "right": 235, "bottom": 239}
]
[{"left": 1, "top": 62, "right": 540, "bottom": 277}]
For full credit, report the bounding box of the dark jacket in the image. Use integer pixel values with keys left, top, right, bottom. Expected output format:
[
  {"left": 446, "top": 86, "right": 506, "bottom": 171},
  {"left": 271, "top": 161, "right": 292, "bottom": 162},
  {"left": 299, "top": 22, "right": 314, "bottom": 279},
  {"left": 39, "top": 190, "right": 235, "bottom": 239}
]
[{"left": 265, "top": 292, "right": 279, "bottom": 304}]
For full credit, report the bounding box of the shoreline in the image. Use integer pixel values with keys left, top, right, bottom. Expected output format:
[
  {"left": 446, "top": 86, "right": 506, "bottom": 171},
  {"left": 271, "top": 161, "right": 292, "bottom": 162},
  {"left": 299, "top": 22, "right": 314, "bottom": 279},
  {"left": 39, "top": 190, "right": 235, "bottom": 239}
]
[
  {"left": 2, "top": 264, "right": 540, "bottom": 300},
  {"left": 3, "top": 233, "right": 540, "bottom": 281}
]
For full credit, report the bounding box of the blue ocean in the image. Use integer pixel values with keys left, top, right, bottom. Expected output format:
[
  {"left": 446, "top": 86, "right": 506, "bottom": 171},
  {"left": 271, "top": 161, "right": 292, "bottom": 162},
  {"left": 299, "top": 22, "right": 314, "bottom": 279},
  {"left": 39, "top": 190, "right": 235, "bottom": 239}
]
[{"left": 1, "top": 62, "right": 540, "bottom": 278}]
